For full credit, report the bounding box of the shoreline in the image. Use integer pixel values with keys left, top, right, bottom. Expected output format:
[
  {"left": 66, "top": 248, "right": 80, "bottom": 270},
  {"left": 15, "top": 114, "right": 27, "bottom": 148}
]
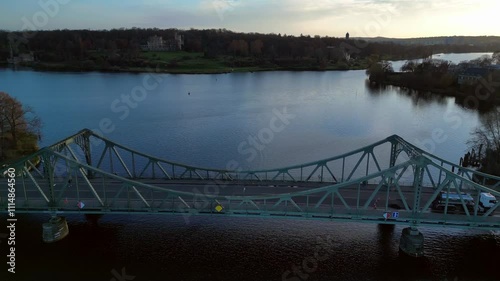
[
  {"left": 2, "top": 62, "right": 369, "bottom": 75},
  {"left": 3, "top": 50, "right": 491, "bottom": 75},
  {"left": 369, "top": 78, "right": 500, "bottom": 104}
]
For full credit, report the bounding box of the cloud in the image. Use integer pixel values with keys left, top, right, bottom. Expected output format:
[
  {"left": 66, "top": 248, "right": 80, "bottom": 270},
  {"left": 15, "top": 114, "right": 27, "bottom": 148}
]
[{"left": 0, "top": 0, "right": 498, "bottom": 37}]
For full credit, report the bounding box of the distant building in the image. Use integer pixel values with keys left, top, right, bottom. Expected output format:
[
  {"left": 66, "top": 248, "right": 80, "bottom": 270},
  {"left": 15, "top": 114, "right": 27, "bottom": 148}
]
[
  {"left": 146, "top": 35, "right": 164, "bottom": 51},
  {"left": 344, "top": 51, "right": 351, "bottom": 62},
  {"left": 346, "top": 32, "right": 349, "bottom": 40},
  {"left": 7, "top": 52, "right": 34, "bottom": 64},
  {"left": 7, "top": 41, "right": 34, "bottom": 64},
  {"left": 457, "top": 67, "right": 490, "bottom": 85},
  {"left": 142, "top": 33, "right": 184, "bottom": 51}
]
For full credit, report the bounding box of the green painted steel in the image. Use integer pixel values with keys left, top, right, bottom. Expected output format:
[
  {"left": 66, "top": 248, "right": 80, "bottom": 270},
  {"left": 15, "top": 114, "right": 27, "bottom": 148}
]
[{"left": 1, "top": 129, "right": 500, "bottom": 231}]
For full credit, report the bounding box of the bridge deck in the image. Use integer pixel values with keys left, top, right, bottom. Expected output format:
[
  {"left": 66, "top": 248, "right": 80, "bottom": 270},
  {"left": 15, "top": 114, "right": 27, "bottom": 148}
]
[{"left": 2, "top": 178, "right": 500, "bottom": 230}]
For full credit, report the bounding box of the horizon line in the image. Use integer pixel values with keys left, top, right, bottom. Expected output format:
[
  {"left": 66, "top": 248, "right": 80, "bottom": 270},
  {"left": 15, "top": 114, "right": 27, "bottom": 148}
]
[{"left": 1, "top": 27, "right": 500, "bottom": 40}]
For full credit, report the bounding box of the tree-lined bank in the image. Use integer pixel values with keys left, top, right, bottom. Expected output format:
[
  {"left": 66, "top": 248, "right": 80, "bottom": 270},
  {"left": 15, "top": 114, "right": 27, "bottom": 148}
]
[{"left": 2, "top": 28, "right": 500, "bottom": 73}]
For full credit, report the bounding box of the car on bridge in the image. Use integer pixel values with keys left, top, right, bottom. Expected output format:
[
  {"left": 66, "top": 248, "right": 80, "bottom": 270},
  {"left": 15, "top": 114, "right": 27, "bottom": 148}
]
[
  {"left": 478, "top": 192, "right": 497, "bottom": 213},
  {"left": 431, "top": 191, "right": 497, "bottom": 214},
  {"left": 431, "top": 192, "right": 475, "bottom": 213}
]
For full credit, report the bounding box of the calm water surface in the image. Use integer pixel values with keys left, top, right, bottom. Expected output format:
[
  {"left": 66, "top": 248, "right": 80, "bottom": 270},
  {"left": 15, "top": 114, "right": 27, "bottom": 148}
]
[{"left": 1, "top": 52, "right": 499, "bottom": 281}]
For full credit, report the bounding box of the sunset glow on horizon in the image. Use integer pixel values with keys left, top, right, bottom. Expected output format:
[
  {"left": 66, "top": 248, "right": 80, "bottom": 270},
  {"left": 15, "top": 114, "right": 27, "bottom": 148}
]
[{"left": 1, "top": 0, "right": 499, "bottom": 38}]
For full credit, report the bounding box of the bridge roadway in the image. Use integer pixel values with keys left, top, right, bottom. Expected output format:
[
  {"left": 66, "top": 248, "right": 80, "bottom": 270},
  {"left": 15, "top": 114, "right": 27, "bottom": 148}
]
[
  {"left": 1, "top": 178, "right": 493, "bottom": 219},
  {"left": 3, "top": 178, "right": 414, "bottom": 202}
]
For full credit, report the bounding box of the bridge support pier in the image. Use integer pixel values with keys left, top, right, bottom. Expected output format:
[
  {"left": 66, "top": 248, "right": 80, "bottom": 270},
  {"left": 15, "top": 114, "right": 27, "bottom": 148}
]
[
  {"left": 399, "top": 227, "right": 424, "bottom": 257},
  {"left": 42, "top": 216, "right": 69, "bottom": 243}
]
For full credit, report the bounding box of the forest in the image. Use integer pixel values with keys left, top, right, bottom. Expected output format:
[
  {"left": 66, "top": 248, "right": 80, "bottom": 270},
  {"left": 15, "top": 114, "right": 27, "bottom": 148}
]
[{"left": 1, "top": 28, "right": 500, "bottom": 73}]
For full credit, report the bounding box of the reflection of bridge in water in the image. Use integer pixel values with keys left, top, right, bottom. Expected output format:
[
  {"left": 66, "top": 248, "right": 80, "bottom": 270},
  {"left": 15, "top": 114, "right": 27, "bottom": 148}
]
[{"left": 2, "top": 129, "right": 500, "bottom": 256}]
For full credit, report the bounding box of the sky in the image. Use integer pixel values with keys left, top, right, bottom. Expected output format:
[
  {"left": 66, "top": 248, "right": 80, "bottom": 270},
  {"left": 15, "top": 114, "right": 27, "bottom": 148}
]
[{"left": 1, "top": 0, "right": 499, "bottom": 38}]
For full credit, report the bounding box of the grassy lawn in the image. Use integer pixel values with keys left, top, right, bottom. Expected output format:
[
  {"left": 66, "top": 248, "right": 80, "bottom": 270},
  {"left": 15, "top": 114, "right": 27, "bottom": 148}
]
[
  {"left": 28, "top": 50, "right": 370, "bottom": 74},
  {"left": 141, "top": 51, "right": 204, "bottom": 61},
  {"left": 142, "top": 51, "right": 234, "bottom": 72}
]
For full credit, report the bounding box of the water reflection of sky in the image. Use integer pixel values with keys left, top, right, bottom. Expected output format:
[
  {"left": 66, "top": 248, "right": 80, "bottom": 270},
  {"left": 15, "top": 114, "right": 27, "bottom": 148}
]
[{"left": 0, "top": 53, "right": 493, "bottom": 171}]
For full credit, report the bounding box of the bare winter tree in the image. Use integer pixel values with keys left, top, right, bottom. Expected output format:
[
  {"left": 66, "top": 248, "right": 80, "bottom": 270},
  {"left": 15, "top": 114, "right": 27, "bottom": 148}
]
[
  {"left": 467, "top": 108, "right": 500, "bottom": 175},
  {"left": 493, "top": 51, "right": 500, "bottom": 65}
]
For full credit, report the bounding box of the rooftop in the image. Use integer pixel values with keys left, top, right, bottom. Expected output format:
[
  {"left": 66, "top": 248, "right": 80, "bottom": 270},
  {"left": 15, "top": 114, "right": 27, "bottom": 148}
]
[
  {"left": 460, "top": 67, "right": 490, "bottom": 76},
  {"left": 439, "top": 192, "right": 474, "bottom": 201}
]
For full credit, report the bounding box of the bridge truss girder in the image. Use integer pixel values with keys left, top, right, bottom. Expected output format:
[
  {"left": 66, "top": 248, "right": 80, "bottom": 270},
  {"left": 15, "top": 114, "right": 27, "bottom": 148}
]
[{"left": 1, "top": 130, "right": 500, "bottom": 230}]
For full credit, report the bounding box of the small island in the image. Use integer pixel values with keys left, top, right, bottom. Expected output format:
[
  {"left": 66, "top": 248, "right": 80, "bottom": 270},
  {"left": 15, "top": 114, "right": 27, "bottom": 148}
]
[{"left": 366, "top": 53, "right": 500, "bottom": 102}]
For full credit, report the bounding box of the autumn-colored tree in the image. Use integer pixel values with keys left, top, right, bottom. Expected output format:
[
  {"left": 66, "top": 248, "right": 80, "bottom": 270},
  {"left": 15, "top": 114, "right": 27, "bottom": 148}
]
[
  {"left": 0, "top": 92, "right": 41, "bottom": 162},
  {"left": 250, "top": 39, "right": 263, "bottom": 56},
  {"left": 238, "top": 39, "right": 249, "bottom": 56},
  {"left": 228, "top": 39, "right": 239, "bottom": 56},
  {"left": 228, "top": 39, "right": 249, "bottom": 56}
]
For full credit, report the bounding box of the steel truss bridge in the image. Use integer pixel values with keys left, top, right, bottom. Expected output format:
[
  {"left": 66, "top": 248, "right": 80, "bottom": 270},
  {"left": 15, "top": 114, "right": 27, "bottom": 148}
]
[{"left": 2, "top": 129, "right": 500, "bottom": 232}]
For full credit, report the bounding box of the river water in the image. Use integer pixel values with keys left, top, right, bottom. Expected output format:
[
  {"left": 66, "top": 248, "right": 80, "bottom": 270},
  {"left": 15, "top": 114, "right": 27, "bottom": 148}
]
[{"left": 1, "top": 52, "right": 499, "bottom": 281}]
